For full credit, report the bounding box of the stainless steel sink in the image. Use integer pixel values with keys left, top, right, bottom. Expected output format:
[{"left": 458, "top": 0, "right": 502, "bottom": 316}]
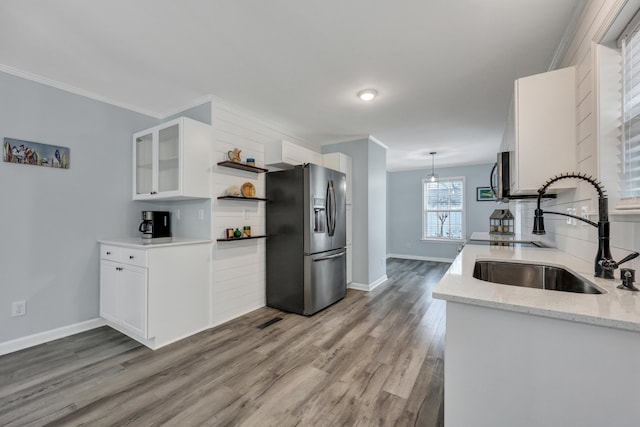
[{"left": 473, "top": 260, "right": 604, "bottom": 294}]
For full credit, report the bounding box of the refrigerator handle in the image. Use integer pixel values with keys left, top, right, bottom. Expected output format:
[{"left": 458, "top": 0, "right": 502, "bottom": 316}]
[
  {"left": 313, "top": 251, "right": 346, "bottom": 261},
  {"left": 327, "top": 180, "right": 336, "bottom": 236}
]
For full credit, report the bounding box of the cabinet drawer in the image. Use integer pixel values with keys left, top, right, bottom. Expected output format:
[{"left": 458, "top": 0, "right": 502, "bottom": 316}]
[
  {"left": 101, "top": 245, "right": 121, "bottom": 262},
  {"left": 120, "top": 248, "right": 148, "bottom": 268}
]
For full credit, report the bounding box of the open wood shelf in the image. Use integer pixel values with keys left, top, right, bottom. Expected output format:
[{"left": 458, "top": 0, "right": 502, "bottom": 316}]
[
  {"left": 217, "top": 196, "right": 268, "bottom": 202},
  {"left": 217, "top": 161, "right": 268, "bottom": 173},
  {"left": 216, "top": 235, "right": 267, "bottom": 242}
]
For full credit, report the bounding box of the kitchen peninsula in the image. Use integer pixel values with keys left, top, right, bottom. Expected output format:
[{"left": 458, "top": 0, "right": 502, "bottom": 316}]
[{"left": 433, "top": 244, "right": 640, "bottom": 427}]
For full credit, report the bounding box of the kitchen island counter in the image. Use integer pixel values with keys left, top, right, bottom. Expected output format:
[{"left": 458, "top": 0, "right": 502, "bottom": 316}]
[
  {"left": 433, "top": 244, "right": 640, "bottom": 427},
  {"left": 433, "top": 244, "right": 640, "bottom": 331}
]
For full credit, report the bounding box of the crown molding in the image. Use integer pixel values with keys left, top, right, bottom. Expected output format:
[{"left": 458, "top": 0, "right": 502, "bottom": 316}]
[{"left": 0, "top": 63, "right": 166, "bottom": 118}]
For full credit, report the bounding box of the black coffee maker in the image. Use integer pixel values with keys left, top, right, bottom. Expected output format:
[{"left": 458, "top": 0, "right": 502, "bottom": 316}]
[{"left": 139, "top": 211, "right": 171, "bottom": 239}]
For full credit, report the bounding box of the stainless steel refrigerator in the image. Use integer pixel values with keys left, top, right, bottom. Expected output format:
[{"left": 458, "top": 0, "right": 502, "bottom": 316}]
[{"left": 266, "top": 163, "right": 347, "bottom": 315}]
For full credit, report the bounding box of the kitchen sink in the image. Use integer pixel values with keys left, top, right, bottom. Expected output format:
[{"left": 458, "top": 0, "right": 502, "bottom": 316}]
[{"left": 472, "top": 260, "right": 604, "bottom": 294}]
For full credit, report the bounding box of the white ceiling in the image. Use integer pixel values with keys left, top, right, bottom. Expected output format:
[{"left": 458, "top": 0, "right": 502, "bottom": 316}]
[{"left": 0, "top": 0, "right": 585, "bottom": 170}]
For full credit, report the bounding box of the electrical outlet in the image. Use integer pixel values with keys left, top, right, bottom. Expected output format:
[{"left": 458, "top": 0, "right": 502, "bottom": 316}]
[
  {"left": 176, "top": 209, "right": 181, "bottom": 220},
  {"left": 12, "top": 300, "right": 26, "bottom": 317},
  {"left": 198, "top": 209, "right": 204, "bottom": 220}
]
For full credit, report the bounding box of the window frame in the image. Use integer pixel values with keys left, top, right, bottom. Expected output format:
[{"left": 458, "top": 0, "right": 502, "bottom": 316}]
[{"left": 421, "top": 176, "right": 466, "bottom": 242}]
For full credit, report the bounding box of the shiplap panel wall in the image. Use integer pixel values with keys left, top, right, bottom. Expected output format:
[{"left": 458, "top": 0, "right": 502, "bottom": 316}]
[
  {"left": 210, "top": 101, "right": 318, "bottom": 326},
  {"left": 518, "top": 0, "right": 640, "bottom": 269}
]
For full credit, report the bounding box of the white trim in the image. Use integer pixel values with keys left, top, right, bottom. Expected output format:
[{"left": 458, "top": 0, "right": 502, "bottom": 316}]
[
  {"left": 420, "top": 237, "right": 465, "bottom": 243},
  {"left": 348, "top": 274, "right": 388, "bottom": 292},
  {"left": 387, "top": 253, "right": 455, "bottom": 263},
  {"left": 0, "top": 318, "right": 105, "bottom": 356},
  {"left": 158, "top": 95, "right": 213, "bottom": 119},
  {"left": 0, "top": 64, "right": 164, "bottom": 118},
  {"left": 368, "top": 135, "right": 389, "bottom": 150}
]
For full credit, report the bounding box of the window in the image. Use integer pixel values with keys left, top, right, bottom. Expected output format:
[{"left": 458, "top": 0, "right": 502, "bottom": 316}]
[
  {"left": 422, "top": 177, "right": 464, "bottom": 240},
  {"left": 619, "top": 9, "right": 640, "bottom": 207}
]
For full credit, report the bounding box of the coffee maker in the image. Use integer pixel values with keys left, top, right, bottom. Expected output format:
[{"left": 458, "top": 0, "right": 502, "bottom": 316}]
[{"left": 139, "top": 211, "right": 171, "bottom": 240}]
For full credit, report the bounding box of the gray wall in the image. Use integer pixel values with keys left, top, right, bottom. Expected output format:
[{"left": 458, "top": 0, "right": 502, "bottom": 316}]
[
  {"left": 367, "top": 140, "right": 387, "bottom": 281},
  {"left": 387, "top": 163, "right": 498, "bottom": 260},
  {"left": 0, "top": 71, "right": 162, "bottom": 343},
  {"left": 322, "top": 137, "right": 387, "bottom": 285}
]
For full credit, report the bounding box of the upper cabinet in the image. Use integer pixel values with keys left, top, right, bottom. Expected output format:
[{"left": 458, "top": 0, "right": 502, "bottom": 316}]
[
  {"left": 501, "top": 66, "right": 576, "bottom": 194},
  {"left": 265, "top": 140, "right": 322, "bottom": 169},
  {"left": 322, "top": 152, "right": 352, "bottom": 205},
  {"left": 133, "top": 117, "right": 212, "bottom": 200}
]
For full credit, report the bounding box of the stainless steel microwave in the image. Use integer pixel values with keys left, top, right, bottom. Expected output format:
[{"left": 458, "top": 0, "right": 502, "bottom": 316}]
[
  {"left": 490, "top": 152, "right": 540, "bottom": 201},
  {"left": 490, "top": 152, "right": 511, "bottom": 202}
]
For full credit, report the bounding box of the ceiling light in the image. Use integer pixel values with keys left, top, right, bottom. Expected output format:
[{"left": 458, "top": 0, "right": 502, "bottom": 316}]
[
  {"left": 428, "top": 151, "right": 439, "bottom": 182},
  {"left": 357, "top": 89, "right": 377, "bottom": 101}
]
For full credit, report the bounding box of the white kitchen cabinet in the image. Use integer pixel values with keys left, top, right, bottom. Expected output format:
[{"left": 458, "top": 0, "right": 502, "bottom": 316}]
[
  {"left": 501, "top": 66, "right": 576, "bottom": 194},
  {"left": 100, "top": 260, "right": 148, "bottom": 338},
  {"left": 324, "top": 152, "right": 353, "bottom": 284},
  {"left": 265, "top": 140, "right": 322, "bottom": 169},
  {"left": 99, "top": 239, "right": 211, "bottom": 349},
  {"left": 133, "top": 116, "right": 212, "bottom": 200},
  {"left": 323, "top": 152, "right": 353, "bottom": 205}
]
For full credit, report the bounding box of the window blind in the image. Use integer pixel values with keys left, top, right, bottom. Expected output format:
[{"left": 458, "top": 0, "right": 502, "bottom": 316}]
[{"left": 620, "top": 12, "right": 640, "bottom": 207}]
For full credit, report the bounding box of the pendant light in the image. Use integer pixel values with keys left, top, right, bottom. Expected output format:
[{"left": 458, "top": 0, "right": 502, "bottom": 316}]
[{"left": 428, "top": 151, "right": 439, "bottom": 182}]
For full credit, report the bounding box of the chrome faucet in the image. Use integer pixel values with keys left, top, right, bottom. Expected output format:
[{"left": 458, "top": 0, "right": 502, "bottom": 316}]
[{"left": 531, "top": 172, "right": 639, "bottom": 279}]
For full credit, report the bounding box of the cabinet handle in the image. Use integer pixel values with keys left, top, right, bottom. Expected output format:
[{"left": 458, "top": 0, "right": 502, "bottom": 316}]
[
  {"left": 129, "top": 255, "right": 134, "bottom": 259},
  {"left": 106, "top": 251, "right": 111, "bottom": 255},
  {"left": 151, "top": 191, "right": 157, "bottom": 195}
]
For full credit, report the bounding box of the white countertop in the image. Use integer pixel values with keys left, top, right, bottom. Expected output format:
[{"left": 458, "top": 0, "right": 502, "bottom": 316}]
[
  {"left": 469, "top": 231, "right": 550, "bottom": 245},
  {"left": 99, "top": 237, "right": 212, "bottom": 249},
  {"left": 433, "top": 244, "right": 640, "bottom": 332}
]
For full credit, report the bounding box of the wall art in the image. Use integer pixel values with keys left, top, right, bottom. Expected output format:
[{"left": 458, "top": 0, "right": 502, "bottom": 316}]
[
  {"left": 3, "top": 137, "right": 70, "bottom": 169},
  {"left": 476, "top": 186, "right": 496, "bottom": 201}
]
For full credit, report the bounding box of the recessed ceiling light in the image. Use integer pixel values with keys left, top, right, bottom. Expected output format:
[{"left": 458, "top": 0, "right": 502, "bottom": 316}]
[{"left": 357, "top": 89, "right": 378, "bottom": 101}]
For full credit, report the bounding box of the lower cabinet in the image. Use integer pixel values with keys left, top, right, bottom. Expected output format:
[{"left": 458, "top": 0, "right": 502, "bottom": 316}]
[
  {"left": 99, "top": 241, "right": 210, "bottom": 350},
  {"left": 100, "top": 260, "right": 148, "bottom": 338}
]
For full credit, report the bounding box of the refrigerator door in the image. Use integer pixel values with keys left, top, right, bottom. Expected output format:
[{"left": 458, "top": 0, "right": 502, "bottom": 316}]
[
  {"left": 304, "top": 248, "right": 347, "bottom": 315},
  {"left": 330, "top": 170, "right": 347, "bottom": 249},
  {"left": 304, "top": 164, "right": 334, "bottom": 254}
]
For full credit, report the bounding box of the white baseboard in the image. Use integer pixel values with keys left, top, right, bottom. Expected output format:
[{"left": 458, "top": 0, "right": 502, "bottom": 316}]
[
  {"left": 349, "top": 274, "right": 388, "bottom": 292},
  {"left": 386, "top": 253, "right": 455, "bottom": 263},
  {"left": 0, "top": 318, "right": 106, "bottom": 356}
]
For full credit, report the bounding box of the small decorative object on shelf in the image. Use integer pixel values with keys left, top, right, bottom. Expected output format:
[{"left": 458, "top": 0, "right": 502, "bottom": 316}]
[
  {"left": 246, "top": 158, "right": 255, "bottom": 166},
  {"left": 490, "top": 209, "right": 515, "bottom": 235},
  {"left": 241, "top": 182, "right": 256, "bottom": 198},
  {"left": 233, "top": 228, "right": 242, "bottom": 238},
  {"left": 227, "top": 148, "right": 242, "bottom": 163},
  {"left": 226, "top": 185, "right": 241, "bottom": 196},
  {"left": 243, "top": 226, "right": 251, "bottom": 237},
  {"left": 226, "top": 228, "right": 235, "bottom": 239}
]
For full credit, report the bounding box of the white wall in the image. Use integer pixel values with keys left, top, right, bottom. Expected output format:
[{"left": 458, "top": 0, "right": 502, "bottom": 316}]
[
  {"left": 515, "top": 0, "right": 640, "bottom": 275},
  {"left": 210, "top": 100, "right": 319, "bottom": 326}
]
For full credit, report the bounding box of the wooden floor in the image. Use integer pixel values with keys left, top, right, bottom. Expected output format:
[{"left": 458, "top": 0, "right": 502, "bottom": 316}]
[{"left": 0, "top": 258, "right": 449, "bottom": 427}]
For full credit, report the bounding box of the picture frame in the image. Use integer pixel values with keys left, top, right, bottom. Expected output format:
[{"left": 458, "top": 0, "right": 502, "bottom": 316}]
[
  {"left": 3, "top": 137, "right": 70, "bottom": 169},
  {"left": 476, "top": 186, "right": 496, "bottom": 201}
]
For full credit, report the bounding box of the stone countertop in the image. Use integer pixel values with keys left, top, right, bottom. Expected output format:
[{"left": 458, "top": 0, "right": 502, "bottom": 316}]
[
  {"left": 99, "top": 237, "right": 212, "bottom": 249},
  {"left": 468, "top": 231, "right": 551, "bottom": 246},
  {"left": 433, "top": 244, "right": 640, "bottom": 332}
]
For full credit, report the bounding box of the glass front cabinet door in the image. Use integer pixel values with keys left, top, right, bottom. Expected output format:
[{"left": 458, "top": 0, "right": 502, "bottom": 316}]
[{"left": 132, "top": 117, "right": 212, "bottom": 200}]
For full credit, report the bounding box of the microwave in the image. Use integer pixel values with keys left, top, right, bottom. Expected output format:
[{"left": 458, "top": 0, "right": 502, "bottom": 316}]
[{"left": 490, "top": 152, "right": 541, "bottom": 201}]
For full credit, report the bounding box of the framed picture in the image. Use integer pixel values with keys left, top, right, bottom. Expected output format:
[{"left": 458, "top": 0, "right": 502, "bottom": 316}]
[
  {"left": 476, "top": 187, "right": 496, "bottom": 201},
  {"left": 3, "top": 137, "right": 70, "bottom": 169}
]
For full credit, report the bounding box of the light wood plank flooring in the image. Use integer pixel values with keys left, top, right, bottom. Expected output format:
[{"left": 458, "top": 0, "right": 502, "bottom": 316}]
[{"left": 0, "top": 258, "right": 449, "bottom": 426}]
